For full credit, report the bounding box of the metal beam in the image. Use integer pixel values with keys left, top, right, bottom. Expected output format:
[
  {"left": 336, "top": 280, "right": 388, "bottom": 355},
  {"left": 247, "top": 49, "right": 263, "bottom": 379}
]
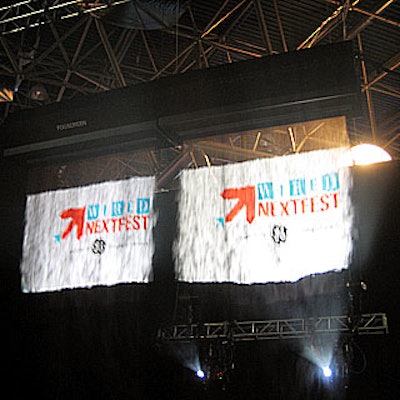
[
  {"left": 175, "top": 0, "right": 256, "bottom": 68},
  {"left": 370, "top": 85, "right": 400, "bottom": 100},
  {"left": 180, "top": 44, "right": 213, "bottom": 73},
  {"left": 346, "top": 0, "right": 396, "bottom": 39},
  {"left": 364, "top": 52, "right": 400, "bottom": 92},
  {"left": 56, "top": 17, "right": 92, "bottom": 102},
  {"left": 50, "top": 22, "right": 71, "bottom": 66},
  {"left": 203, "top": 38, "right": 263, "bottom": 58},
  {"left": 297, "top": 1, "right": 359, "bottom": 50},
  {"left": 158, "top": 313, "right": 388, "bottom": 342},
  {"left": 295, "top": 122, "right": 325, "bottom": 153},
  {"left": 95, "top": 18, "right": 127, "bottom": 88},
  {"left": 73, "top": 70, "right": 110, "bottom": 91},
  {"left": 140, "top": 30, "right": 158, "bottom": 73},
  {"left": 23, "top": 16, "right": 88, "bottom": 74},
  {"left": 150, "top": 42, "right": 197, "bottom": 80},
  {"left": 351, "top": 6, "right": 400, "bottom": 28},
  {"left": 383, "top": 131, "right": 400, "bottom": 149},
  {"left": 357, "top": 33, "right": 377, "bottom": 142},
  {"left": 115, "top": 29, "right": 138, "bottom": 65},
  {"left": 273, "top": 0, "right": 288, "bottom": 52},
  {"left": 201, "top": 0, "right": 249, "bottom": 39},
  {"left": 200, "top": 0, "right": 230, "bottom": 38},
  {"left": 299, "top": 0, "right": 394, "bottom": 50},
  {"left": 0, "top": 36, "right": 19, "bottom": 73},
  {"left": 192, "top": 140, "right": 273, "bottom": 162},
  {"left": 253, "top": 0, "right": 273, "bottom": 54},
  {"left": 156, "top": 147, "right": 192, "bottom": 189}
]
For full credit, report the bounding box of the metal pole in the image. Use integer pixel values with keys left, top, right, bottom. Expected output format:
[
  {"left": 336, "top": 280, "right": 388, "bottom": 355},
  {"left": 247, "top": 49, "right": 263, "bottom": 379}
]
[
  {"left": 273, "top": 0, "right": 288, "bottom": 52},
  {"left": 95, "top": 18, "right": 127, "bottom": 88},
  {"left": 253, "top": 0, "right": 274, "bottom": 54},
  {"left": 57, "top": 17, "right": 92, "bottom": 102},
  {"left": 357, "top": 33, "right": 377, "bottom": 142}
]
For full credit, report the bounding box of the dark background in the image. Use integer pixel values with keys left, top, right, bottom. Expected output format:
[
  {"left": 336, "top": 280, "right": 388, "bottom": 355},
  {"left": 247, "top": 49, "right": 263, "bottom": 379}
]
[{"left": 2, "top": 157, "right": 399, "bottom": 399}]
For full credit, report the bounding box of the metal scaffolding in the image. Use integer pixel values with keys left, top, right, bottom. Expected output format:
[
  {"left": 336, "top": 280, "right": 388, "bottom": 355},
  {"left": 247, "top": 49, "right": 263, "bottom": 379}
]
[
  {"left": 1, "top": 0, "right": 399, "bottom": 160},
  {"left": 158, "top": 313, "right": 388, "bottom": 342}
]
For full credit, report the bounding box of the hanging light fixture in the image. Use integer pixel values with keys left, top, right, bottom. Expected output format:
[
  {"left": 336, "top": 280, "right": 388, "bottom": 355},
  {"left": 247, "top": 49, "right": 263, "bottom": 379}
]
[{"left": 29, "top": 84, "right": 48, "bottom": 101}]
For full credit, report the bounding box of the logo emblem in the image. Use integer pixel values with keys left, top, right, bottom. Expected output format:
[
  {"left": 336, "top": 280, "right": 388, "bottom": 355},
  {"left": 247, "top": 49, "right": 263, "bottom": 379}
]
[
  {"left": 221, "top": 186, "right": 255, "bottom": 224},
  {"left": 60, "top": 207, "right": 86, "bottom": 240},
  {"left": 271, "top": 225, "right": 287, "bottom": 244},
  {"left": 92, "top": 239, "right": 106, "bottom": 255}
]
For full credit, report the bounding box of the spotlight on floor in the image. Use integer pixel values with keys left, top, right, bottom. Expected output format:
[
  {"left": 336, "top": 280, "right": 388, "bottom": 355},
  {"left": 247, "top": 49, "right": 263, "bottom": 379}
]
[
  {"left": 322, "top": 366, "right": 332, "bottom": 378},
  {"left": 196, "top": 369, "right": 205, "bottom": 379}
]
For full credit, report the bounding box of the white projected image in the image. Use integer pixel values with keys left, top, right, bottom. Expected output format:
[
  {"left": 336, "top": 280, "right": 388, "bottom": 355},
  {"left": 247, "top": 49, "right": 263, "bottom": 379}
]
[
  {"left": 175, "top": 148, "right": 353, "bottom": 284},
  {"left": 20, "top": 176, "right": 155, "bottom": 293}
]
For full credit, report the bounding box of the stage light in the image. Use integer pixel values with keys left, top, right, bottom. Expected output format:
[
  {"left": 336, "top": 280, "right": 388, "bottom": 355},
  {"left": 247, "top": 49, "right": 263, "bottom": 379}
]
[
  {"left": 0, "top": 88, "right": 13, "bottom": 102},
  {"left": 351, "top": 144, "right": 392, "bottom": 166},
  {"left": 29, "top": 84, "right": 48, "bottom": 101},
  {"left": 196, "top": 369, "right": 205, "bottom": 379},
  {"left": 215, "top": 370, "right": 224, "bottom": 380},
  {"left": 322, "top": 366, "right": 332, "bottom": 378}
]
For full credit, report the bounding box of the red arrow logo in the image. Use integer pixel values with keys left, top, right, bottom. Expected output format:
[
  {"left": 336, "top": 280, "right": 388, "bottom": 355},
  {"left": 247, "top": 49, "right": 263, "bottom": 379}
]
[
  {"left": 221, "top": 186, "right": 255, "bottom": 224},
  {"left": 60, "top": 207, "right": 86, "bottom": 240}
]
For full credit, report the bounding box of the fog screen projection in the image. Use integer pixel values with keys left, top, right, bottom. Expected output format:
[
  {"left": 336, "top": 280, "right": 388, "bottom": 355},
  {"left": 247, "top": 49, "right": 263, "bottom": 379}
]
[
  {"left": 21, "top": 176, "right": 155, "bottom": 293},
  {"left": 175, "top": 148, "right": 353, "bottom": 284}
]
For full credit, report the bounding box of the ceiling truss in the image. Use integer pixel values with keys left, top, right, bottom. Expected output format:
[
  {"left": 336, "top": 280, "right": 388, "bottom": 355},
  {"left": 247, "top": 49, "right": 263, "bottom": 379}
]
[{"left": 1, "top": 0, "right": 399, "bottom": 190}]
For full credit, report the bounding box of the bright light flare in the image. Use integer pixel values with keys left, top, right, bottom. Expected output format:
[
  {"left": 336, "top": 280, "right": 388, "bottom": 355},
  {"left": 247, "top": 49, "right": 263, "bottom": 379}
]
[
  {"left": 351, "top": 144, "right": 392, "bottom": 166},
  {"left": 196, "top": 369, "right": 205, "bottom": 379},
  {"left": 322, "top": 366, "right": 332, "bottom": 378},
  {"left": 301, "top": 335, "right": 336, "bottom": 381}
]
